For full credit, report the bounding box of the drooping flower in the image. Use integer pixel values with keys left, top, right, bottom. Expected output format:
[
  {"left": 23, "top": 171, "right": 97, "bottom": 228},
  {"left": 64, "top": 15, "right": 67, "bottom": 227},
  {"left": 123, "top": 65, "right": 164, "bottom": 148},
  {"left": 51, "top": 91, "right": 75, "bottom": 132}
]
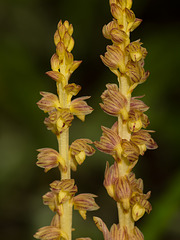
[
  {"left": 126, "top": 40, "right": 147, "bottom": 62},
  {"left": 94, "top": 126, "right": 140, "bottom": 162},
  {"left": 36, "top": 148, "right": 66, "bottom": 172},
  {"left": 104, "top": 162, "right": 119, "bottom": 199},
  {"left": 42, "top": 191, "right": 61, "bottom": 214},
  {"left": 100, "top": 84, "right": 128, "bottom": 119},
  {"left": 70, "top": 139, "right": 95, "bottom": 169},
  {"left": 128, "top": 109, "right": 149, "bottom": 132},
  {"left": 44, "top": 109, "right": 74, "bottom": 135},
  {"left": 114, "top": 175, "right": 132, "bottom": 210},
  {"left": 128, "top": 172, "right": 144, "bottom": 194},
  {"left": 56, "top": 109, "right": 74, "bottom": 133},
  {"left": 70, "top": 96, "right": 93, "bottom": 121},
  {"left": 50, "top": 179, "right": 78, "bottom": 209},
  {"left": 94, "top": 126, "right": 121, "bottom": 157},
  {"left": 121, "top": 139, "right": 140, "bottom": 163},
  {"left": 128, "top": 96, "right": 150, "bottom": 132},
  {"left": 34, "top": 226, "right": 61, "bottom": 240},
  {"left": 100, "top": 45, "right": 126, "bottom": 73},
  {"left": 37, "top": 92, "right": 60, "bottom": 113},
  {"left": 131, "top": 130, "right": 158, "bottom": 155},
  {"left": 34, "top": 214, "right": 67, "bottom": 240},
  {"left": 126, "top": 60, "right": 150, "bottom": 86},
  {"left": 130, "top": 96, "right": 149, "bottom": 112},
  {"left": 131, "top": 194, "right": 152, "bottom": 221},
  {"left": 73, "top": 193, "right": 99, "bottom": 219},
  {"left": 42, "top": 179, "right": 77, "bottom": 216}
]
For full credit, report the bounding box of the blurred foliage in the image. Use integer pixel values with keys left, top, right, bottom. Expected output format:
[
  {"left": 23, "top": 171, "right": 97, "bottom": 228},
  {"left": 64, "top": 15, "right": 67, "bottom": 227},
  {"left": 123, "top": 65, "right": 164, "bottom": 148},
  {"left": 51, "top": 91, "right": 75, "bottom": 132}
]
[{"left": 0, "top": 0, "right": 180, "bottom": 240}]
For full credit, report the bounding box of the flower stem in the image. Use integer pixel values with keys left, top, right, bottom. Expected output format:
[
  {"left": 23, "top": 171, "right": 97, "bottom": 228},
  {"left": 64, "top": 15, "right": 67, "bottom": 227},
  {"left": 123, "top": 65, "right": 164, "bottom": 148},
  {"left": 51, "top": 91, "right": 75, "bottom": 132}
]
[
  {"left": 117, "top": 201, "right": 134, "bottom": 233},
  {"left": 117, "top": 74, "right": 134, "bottom": 233},
  {"left": 57, "top": 75, "right": 72, "bottom": 239},
  {"left": 58, "top": 129, "right": 70, "bottom": 179}
]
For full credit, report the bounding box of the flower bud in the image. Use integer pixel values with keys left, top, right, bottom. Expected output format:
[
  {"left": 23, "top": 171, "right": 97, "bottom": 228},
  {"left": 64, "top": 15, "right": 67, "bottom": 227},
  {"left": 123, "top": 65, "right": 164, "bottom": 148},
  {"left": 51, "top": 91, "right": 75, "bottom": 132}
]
[
  {"left": 110, "top": 28, "right": 129, "bottom": 45},
  {"left": 56, "top": 42, "right": 65, "bottom": 60},
  {"left": 63, "top": 31, "right": 71, "bottom": 49},
  {"left": 111, "top": 3, "right": 123, "bottom": 20},
  {"left": 67, "top": 37, "right": 74, "bottom": 52},
  {"left": 68, "top": 23, "right": 73, "bottom": 36},
  {"left": 65, "top": 51, "right": 74, "bottom": 66},
  {"left": 54, "top": 30, "right": 60, "bottom": 46},
  {"left": 63, "top": 20, "right": 69, "bottom": 29},
  {"left": 58, "top": 24, "right": 66, "bottom": 40},
  {"left": 126, "top": 0, "right": 133, "bottom": 9},
  {"left": 102, "top": 20, "right": 120, "bottom": 39},
  {"left": 50, "top": 53, "right": 60, "bottom": 71},
  {"left": 125, "top": 8, "right": 135, "bottom": 23}
]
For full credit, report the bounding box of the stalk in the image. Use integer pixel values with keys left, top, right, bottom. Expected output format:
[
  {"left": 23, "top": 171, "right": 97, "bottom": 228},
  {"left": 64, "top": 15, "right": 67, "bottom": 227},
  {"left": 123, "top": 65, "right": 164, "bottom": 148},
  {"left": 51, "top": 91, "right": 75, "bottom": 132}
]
[
  {"left": 117, "top": 74, "right": 132, "bottom": 231},
  {"left": 57, "top": 69, "right": 71, "bottom": 239},
  {"left": 34, "top": 20, "right": 99, "bottom": 240},
  {"left": 94, "top": 0, "right": 158, "bottom": 239}
]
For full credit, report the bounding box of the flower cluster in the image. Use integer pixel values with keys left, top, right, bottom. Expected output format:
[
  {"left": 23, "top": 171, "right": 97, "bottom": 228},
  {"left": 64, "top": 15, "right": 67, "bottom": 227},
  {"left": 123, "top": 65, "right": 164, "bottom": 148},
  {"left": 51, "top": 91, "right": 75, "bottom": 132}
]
[
  {"left": 34, "top": 20, "right": 98, "bottom": 240},
  {"left": 94, "top": 0, "right": 158, "bottom": 239},
  {"left": 37, "top": 21, "right": 93, "bottom": 136}
]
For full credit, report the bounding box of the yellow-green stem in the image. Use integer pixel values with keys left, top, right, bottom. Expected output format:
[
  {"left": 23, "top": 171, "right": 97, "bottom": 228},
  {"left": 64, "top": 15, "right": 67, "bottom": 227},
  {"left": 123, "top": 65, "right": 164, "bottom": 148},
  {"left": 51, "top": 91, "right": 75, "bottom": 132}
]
[
  {"left": 57, "top": 68, "right": 72, "bottom": 239},
  {"left": 57, "top": 130, "right": 72, "bottom": 240},
  {"left": 117, "top": 75, "right": 134, "bottom": 233},
  {"left": 117, "top": 202, "right": 134, "bottom": 233}
]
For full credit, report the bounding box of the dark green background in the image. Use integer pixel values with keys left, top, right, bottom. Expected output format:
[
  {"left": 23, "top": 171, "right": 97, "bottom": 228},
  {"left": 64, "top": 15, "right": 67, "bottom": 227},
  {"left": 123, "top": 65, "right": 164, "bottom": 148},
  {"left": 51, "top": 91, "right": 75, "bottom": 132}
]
[{"left": 0, "top": 0, "right": 180, "bottom": 239}]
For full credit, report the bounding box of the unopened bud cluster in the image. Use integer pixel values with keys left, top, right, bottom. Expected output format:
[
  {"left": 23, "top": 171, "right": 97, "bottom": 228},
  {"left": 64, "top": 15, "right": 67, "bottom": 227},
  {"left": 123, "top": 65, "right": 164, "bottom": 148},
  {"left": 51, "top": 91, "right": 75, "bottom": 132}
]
[
  {"left": 94, "top": 0, "right": 157, "bottom": 239},
  {"left": 34, "top": 20, "right": 99, "bottom": 240}
]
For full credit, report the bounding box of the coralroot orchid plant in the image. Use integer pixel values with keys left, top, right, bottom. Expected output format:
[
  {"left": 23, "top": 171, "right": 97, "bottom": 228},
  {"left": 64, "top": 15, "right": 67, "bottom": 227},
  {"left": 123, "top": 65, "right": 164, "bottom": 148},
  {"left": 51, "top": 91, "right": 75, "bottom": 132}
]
[
  {"left": 93, "top": 0, "right": 158, "bottom": 239},
  {"left": 34, "top": 20, "right": 99, "bottom": 240},
  {"left": 34, "top": 1, "right": 158, "bottom": 239}
]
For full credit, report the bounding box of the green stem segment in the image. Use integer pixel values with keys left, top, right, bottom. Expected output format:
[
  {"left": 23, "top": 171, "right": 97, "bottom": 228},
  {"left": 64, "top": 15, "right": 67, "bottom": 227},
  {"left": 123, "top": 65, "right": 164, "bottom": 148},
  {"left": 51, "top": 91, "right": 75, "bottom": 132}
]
[
  {"left": 117, "top": 75, "right": 134, "bottom": 234},
  {"left": 57, "top": 67, "right": 72, "bottom": 239},
  {"left": 116, "top": 8, "right": 134, "bottom": 233},
  {"left": 57, "top": 129, "right": 72, "bottom": 240}
]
